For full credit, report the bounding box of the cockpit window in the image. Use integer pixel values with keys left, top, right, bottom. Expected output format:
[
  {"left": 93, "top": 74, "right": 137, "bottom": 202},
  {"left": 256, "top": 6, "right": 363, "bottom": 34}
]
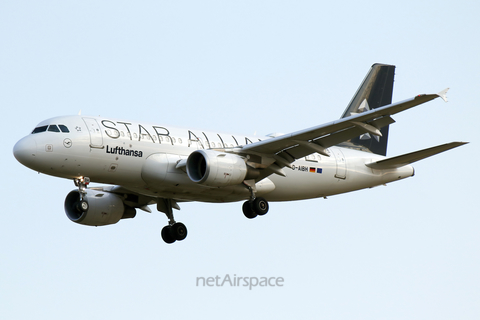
[
  {"left": 32, "top": 124, "right": 70, "bottom": 134},
  {"left": 48, "top": 125, "right": 60, "bottom": 132},
  {"left": 32, "top": 125, "right": 48, "bottom": 134}
]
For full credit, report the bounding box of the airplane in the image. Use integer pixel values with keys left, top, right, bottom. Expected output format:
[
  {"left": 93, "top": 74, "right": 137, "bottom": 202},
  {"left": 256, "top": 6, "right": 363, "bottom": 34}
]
[{"left": 13, "top": 64, "right": 467, "bottom": 244}]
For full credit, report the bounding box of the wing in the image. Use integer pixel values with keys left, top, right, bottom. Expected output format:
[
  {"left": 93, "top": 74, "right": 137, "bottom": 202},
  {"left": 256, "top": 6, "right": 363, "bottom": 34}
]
[
  {"left": 239, "top": 91, "right": 448, "bottom": 174},
  {"left": 91, "top": 185, "right": 159, "bottom": 213}
]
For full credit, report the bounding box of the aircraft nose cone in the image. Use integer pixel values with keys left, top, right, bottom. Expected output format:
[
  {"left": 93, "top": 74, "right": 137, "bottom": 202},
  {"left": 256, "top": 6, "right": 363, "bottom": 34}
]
[{"left": 13, "top": 136, "right": 37, "bottom": 168}]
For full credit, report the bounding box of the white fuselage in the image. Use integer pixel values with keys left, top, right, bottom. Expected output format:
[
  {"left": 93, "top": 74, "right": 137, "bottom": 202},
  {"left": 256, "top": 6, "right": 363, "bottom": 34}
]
[{"left": 14, "top": 115, "right": 414, "bottom": 203}]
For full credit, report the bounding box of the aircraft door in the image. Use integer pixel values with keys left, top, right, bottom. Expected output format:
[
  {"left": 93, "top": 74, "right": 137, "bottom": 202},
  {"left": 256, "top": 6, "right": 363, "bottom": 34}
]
[
  {"left": 333, "top": 148, "right": 347, "bottom": 179},
  {"left": 83, "top": 118, "right": 104, "bottom": 148}
]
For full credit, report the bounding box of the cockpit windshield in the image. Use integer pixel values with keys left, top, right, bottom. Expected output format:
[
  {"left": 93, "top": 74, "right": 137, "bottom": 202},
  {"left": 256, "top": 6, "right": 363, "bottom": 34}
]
[
  {"left": 32, "top": 124, "right": 70, "bottom": 134},
  {"left": 32, "top": 125, "right": 48, "bottom": 134},
  {"left": 48, "top": 125, "right": 60, "bottom": 132}
]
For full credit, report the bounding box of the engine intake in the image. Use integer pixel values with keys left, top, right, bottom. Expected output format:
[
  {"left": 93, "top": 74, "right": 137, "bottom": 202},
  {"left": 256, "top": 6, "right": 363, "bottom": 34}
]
[
  {"left": 64, "top": 189, "right": 136, "bottom": 226},
  {"left": 186, "top": 150, "right": 255, "bottom": 187}
]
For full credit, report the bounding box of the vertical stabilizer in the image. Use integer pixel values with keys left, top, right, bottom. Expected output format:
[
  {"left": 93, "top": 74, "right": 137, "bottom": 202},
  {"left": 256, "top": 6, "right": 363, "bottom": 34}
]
[{"left": 340, "top": 63, "right": 395, "bottom": 156}]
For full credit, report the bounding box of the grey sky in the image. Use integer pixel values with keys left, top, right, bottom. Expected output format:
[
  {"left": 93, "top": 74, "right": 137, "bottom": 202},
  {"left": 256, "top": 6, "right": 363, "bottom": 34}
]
[{"left": 1, "top": 1, "right": 478, "bottom": 319}]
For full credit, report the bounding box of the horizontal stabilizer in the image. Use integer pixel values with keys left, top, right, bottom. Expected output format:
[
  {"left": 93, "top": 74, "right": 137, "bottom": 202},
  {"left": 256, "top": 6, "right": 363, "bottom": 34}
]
[{"left": 365, "top": 142, "right": 468, "bottom": 169}]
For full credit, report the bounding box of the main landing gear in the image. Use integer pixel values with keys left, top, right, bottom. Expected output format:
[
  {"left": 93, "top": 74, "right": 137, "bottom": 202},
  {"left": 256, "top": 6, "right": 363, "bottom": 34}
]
[
  {"left": 158, "top": 199, "right": 187, "bottom": 244},
  {"left": 242, "top": 184, "right": 269, "bottom": 219},
  {"left": 158, "top": 184, "right": 269, "bottom": 244}
]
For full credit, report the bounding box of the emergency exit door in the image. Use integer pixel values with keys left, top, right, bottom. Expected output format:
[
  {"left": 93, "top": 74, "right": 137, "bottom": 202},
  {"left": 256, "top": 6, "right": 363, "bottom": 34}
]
[{"left": 333, "top": 148, "right": 347, "bottom": 179}]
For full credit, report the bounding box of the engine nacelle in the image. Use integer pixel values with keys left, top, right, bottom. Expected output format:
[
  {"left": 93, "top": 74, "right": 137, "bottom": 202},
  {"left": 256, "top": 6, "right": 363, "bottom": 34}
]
[
  {"left": 64, "top": 189, "right": 136, "bottom": 226},
  {"left": 186, "top": 150, "right": 251, "bottom": 187}
]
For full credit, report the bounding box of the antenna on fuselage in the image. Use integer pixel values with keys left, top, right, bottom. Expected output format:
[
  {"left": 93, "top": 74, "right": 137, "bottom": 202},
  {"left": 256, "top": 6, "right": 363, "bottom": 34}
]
[{"left": 78, "top": 110, "right": 82, "bottom": 115}]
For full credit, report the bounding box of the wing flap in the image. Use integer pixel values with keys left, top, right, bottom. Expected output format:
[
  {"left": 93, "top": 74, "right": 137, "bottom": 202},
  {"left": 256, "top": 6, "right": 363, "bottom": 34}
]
[
  {"left": 318, "top": 116, "right": 395, "bottom": 150},
  {"left": 365, "top": 142, "right": 468, "bottom": 169}
]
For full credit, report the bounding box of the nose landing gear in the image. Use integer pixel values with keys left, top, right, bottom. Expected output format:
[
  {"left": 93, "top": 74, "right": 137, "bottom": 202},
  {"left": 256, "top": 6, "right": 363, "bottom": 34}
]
[{"left": 73, "top": 177, "right": 90, "bottom": 213}]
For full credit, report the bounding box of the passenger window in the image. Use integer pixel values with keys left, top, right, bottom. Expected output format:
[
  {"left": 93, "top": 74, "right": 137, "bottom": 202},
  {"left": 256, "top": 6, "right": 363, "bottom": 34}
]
[
  {"left": 48, "top": 125, "right": 60, "bottom": 132},
  {"left": 58, "top": 125, "right": 69, "bottom": 133},
  {"left": 32, "top": 126, "right": 48, "bottom": 134}
]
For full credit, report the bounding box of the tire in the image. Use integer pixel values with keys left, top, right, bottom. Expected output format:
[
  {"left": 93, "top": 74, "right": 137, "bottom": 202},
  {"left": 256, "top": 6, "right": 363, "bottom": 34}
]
[
  {"left": 253, "top": 197, "right": 269, "bottom": 216},
  {"left": 171, "top": 222, "right": 188, "bottom": 241},
  {"left": 75, "top": 200, "right": 89, "bottom": 213},
  {"left": 161, "top": 225, "right": 176, "bottom": 244},
  {"left": 242, "top": 201, "right": 257, "bottom": 219},
  {"left": 80, "top": 200, "right": 89, "bottom": 212}
]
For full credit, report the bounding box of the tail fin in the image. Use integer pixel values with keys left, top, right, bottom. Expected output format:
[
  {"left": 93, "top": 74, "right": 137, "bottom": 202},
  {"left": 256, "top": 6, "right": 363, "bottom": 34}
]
[{"left": 340, "top": 63, "right": 396, "bottom": 156}]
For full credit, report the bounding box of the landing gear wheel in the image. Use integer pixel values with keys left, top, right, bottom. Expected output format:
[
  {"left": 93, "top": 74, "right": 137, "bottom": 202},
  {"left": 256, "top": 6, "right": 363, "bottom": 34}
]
[
  {"left": 171, "top": 222, "right": 188, "bottom": 241},
  {"left": 242, "top": 201, "right": 257, "bottom": 219},
  {"left": 75, "top": 200, "right": 89, "bottom": 213},
  {"left": 161, "top": 225, "right": 176, "bottom": 244},
  {"left": 253, "top": 197, "right": 269, "bottom": 216},
  {"left": 158, "top": 199, "right": 188, "bottom": 244}
]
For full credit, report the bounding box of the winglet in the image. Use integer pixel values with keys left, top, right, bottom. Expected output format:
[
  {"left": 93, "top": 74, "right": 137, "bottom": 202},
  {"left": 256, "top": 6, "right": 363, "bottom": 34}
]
[{"left": 438, "top": 88, "right": 449, "bottom": 102}]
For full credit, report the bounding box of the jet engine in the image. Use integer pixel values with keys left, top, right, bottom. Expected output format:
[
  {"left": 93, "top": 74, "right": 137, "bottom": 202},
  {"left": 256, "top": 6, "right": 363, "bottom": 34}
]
[
  {"left": 186, "top": 150, "right": 257, "bottom": 187},
  {"left": 64, "top": 189, "right": 136, "bottom": 226}
]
